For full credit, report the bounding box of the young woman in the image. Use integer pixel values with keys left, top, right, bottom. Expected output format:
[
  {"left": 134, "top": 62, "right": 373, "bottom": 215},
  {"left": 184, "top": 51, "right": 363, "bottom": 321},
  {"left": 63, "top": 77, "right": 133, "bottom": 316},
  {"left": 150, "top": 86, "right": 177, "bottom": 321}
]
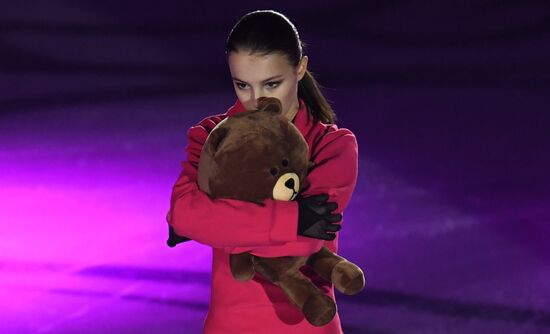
[{"left": 167, "top": 10, "right": 359, "bottom": 334}]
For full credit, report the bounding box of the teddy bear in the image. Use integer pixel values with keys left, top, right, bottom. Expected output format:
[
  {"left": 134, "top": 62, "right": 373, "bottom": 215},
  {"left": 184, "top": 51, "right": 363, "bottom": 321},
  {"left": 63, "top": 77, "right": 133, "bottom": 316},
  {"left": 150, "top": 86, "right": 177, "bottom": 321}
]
[{"left": 168, "top": 97, "right": 365, "bottom": 326}]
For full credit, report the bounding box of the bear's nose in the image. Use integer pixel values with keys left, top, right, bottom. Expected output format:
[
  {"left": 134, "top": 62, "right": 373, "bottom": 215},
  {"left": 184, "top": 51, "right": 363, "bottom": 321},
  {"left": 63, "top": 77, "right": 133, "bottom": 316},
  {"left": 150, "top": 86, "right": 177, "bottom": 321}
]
[{"left": 285, "top": 178, "right": 295, "bottom": 189}]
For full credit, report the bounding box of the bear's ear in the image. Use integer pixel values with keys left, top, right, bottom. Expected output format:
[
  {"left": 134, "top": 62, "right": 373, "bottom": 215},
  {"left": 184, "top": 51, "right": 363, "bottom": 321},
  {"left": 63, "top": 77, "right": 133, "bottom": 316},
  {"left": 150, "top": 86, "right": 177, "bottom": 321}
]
[
  {"left": 257, "top": 97, "right": 282, "bottom": 115},
  {"left": 205, "top": 126, "right": 228, "bottom": 156}
]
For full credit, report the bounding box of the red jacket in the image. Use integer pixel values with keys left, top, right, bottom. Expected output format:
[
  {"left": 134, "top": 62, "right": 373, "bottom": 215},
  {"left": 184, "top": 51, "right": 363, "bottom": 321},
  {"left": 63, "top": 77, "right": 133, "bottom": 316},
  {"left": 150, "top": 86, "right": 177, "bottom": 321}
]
[{"left": 169, "top": 98, "right": 359, "bottom": 333}]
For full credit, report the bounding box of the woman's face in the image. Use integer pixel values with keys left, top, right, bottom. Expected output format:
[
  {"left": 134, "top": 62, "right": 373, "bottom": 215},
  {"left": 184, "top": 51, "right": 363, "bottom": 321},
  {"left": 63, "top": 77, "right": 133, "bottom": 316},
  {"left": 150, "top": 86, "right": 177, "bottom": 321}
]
[{"left": 228, "top": 50, "right": 308, "bottom": 120}]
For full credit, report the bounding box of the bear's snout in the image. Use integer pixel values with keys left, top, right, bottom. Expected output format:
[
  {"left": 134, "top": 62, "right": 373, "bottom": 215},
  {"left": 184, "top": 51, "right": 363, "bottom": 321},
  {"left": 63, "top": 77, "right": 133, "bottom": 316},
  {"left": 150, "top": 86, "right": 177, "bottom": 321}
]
[{"left": 273, "top": 173, "right": 300, "bottom": 201}]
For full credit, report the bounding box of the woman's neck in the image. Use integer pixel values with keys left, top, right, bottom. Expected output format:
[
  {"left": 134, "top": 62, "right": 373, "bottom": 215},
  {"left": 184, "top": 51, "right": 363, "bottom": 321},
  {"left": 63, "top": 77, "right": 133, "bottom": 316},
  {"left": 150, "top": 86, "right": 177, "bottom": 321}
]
[{"left": 284, "top": 98, "right": 300, "bottom": 122}]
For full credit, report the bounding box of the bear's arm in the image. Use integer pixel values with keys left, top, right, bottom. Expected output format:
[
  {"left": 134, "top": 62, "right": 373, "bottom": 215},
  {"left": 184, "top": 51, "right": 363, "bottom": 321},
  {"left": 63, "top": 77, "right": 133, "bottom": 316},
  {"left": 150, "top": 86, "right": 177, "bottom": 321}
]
[{"left": 168, "top": 120, "right": 299, "bottom": 249}]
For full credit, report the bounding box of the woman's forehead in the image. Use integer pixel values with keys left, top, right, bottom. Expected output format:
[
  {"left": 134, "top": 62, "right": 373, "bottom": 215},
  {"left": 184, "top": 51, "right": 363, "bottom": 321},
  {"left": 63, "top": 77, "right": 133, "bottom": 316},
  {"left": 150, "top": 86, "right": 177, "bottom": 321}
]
[{"left": 228, "top": 51, "right": 293, "bottom": 81}]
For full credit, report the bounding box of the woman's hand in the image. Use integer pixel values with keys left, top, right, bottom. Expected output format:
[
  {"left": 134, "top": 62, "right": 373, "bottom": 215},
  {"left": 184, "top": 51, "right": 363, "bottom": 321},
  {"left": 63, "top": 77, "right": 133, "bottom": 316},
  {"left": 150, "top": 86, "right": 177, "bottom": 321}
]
[{"left": 297, "top": 193, "right": 342, "bottom": 241}]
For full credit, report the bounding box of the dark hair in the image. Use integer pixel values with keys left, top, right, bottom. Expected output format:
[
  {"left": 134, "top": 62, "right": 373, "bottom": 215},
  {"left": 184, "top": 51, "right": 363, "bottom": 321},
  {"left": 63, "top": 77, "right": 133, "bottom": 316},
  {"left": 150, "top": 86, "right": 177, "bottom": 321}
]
[{"left": 225, "top": 10, "right": 337, "bottom": 124}]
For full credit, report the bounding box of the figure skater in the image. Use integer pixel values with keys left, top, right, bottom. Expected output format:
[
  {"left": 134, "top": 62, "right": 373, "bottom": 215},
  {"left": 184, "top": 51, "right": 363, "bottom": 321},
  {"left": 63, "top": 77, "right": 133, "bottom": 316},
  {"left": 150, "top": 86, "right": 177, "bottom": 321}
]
[{"left": 167, "top": 10, "right": 359, "bottom": 334}]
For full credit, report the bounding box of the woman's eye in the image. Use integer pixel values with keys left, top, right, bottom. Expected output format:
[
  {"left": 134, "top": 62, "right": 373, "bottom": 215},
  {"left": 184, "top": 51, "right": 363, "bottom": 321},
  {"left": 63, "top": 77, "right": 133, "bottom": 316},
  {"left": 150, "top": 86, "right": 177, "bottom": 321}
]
[
  {"left": 266, "top": 81, "right": 281, "bottom": 89},
  {"left": 235, "top": 82, "right": 248, "bottom": 90},
  {"left": 270, "top": 167, "right": 278, "bottom": 176}
]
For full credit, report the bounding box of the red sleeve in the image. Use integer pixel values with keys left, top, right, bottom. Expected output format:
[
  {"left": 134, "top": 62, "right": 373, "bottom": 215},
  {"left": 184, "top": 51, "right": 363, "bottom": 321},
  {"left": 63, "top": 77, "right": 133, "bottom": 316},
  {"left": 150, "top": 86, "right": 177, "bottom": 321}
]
[
  {"left": 300, "top": 125, "right": 359, "bottom": 254},
  {"left": 168, "top": 117, "right": 299, "bottom": 249},
  {"left": 303, "top": 125, "right": 359, "bottom": 214}
]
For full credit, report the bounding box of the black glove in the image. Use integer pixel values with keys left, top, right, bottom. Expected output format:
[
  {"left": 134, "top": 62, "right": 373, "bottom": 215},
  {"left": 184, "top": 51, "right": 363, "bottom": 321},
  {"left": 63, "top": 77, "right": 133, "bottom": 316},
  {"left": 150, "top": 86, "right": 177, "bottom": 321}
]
[
  {"left": 297, "top": 193, "right": 342, "bottom": 241},
  {"left": 167, "top": 225, "right": 192, "bottom": 247}
]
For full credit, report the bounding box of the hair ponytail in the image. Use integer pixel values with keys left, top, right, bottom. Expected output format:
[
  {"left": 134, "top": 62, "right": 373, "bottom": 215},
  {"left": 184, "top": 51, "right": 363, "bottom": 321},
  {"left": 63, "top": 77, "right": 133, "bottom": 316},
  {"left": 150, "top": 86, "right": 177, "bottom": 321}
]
[{"left": 298, "top": 69, "right": 336, "bottom": 124}]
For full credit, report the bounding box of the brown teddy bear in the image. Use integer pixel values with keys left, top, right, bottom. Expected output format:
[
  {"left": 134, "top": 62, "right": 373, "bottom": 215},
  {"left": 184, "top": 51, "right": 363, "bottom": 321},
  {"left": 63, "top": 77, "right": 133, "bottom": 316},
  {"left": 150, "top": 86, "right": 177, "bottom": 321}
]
[{"left": 196, "top": 97, "right": 365, "bottom": 326}]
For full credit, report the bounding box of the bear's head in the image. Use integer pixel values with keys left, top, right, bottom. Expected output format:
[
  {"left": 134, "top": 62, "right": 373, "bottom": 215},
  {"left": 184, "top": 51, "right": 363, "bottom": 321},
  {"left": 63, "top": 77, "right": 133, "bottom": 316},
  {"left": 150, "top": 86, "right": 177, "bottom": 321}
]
[{"left": 197, "top": 97, "right": 311, "bottom": 205}]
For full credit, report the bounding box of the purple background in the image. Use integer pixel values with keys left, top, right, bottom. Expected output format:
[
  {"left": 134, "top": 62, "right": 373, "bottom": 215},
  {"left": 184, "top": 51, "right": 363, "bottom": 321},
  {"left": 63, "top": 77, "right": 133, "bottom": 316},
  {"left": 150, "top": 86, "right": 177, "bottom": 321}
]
[{"left": 1, "top": 1, "right": 549, "bottom": 333}]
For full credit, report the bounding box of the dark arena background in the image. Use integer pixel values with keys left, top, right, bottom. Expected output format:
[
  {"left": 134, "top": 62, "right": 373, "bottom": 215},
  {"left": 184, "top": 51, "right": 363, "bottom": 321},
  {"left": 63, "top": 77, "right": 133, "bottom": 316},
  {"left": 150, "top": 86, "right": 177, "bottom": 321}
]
[{"left": 1, "top": 1, "right": 549, "bottom": 333}]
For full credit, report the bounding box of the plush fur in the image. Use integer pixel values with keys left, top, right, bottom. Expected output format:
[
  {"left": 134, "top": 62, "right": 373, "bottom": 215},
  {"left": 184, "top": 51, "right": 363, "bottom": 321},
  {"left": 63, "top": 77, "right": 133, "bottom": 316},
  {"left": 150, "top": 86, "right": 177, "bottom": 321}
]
[{"left": 197, "top": 97, "right": 365, "bottom": 326}]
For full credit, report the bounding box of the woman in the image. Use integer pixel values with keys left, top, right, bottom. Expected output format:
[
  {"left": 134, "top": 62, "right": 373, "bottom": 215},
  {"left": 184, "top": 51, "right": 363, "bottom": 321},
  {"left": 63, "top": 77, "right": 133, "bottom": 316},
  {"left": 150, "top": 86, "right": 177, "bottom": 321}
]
[{"left": 167, "top": 10, "right": 359, "bottom": 334}]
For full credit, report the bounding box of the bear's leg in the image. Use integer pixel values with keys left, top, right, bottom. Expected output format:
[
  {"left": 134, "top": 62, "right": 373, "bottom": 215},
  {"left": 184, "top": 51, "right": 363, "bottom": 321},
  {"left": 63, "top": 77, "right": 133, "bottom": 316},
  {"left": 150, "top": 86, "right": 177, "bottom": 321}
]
[
  {"left": 277, "top": 272, "right": 336, "bottom": 327},
  {"left": 229, "top": 252, "right": 255, "bottom": 281},
  {"left": 306, "top": 247, "right": 365, "bottom": 295},
  {"left": 253, "top": 257, "right": 336, "bottom": 327}
]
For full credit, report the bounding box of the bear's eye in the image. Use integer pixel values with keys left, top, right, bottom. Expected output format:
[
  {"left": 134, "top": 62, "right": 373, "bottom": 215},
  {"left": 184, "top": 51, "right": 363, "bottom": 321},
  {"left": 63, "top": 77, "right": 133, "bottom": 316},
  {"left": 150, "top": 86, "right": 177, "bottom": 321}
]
[
  {"left": 282, "top": 159, "right": 289, "bottom": 167},
  {"left": 270, "top": 167, "right": 278, "bottom": 176}
]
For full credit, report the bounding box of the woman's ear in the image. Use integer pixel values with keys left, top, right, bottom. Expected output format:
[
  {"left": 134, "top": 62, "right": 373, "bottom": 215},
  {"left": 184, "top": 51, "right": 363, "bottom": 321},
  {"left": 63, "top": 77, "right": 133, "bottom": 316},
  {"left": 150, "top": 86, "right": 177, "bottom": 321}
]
[{"left": 297, "top": 56, "right": 309, "bottom": 81}]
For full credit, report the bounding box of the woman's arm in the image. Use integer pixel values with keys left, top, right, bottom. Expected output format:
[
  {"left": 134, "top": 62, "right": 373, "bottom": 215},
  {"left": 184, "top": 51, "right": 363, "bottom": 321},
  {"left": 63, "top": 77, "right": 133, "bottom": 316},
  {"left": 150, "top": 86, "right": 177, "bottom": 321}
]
[
  {"left": 168, "top": 120, "right": 299, "bottom": 249},
  {"left": 302, "top": 125, "right": 359, "bottom": 215},
  {"left": 299, "top": 125, "right": 359, "bottom": 253}
]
